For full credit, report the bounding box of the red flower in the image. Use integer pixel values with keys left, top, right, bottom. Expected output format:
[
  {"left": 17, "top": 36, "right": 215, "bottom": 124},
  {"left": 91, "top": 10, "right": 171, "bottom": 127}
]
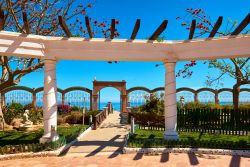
[{"left": 115, "top": 20, "right": 119, "bottom": 24}]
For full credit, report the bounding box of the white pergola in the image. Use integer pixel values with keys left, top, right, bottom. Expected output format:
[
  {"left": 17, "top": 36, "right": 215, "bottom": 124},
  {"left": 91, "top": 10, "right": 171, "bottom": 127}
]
[{"left": 0, "top": 30, "right": 250, "bottom": 142}]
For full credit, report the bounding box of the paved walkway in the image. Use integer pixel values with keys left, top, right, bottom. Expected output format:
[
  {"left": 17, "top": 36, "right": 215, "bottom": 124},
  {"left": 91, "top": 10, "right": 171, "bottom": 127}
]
[
  {"left": 1, "top": 153, "right": 249, "bottom": 167},
  {"left": 65, "top": 111, "right": 130, "bottom": 155}
]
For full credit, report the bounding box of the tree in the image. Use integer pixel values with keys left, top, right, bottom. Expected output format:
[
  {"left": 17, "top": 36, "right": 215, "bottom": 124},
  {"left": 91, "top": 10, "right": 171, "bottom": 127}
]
[
  {"left": 176, "top": 8, "right": 249, "bottom": 110},
  {"left": 0, "top": 0, "right": 120, "bottom": 125}
]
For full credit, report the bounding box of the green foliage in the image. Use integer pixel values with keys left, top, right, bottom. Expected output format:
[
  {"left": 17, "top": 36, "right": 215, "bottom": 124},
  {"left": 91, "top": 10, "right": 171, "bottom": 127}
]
[
  {"left": 57, "top": 110, "right": 100, "bottom": 125},
  {"left": 128, "top": 129, "right": 250, "bottom": 149},
  {"left": 2, "top": 102, "right": 24, "bottom": 124},
  {"left": 133, "top": 93, "right": 164, "bottom": 114},
  {"left": 23, "top": 103, "right": 36, "bottom": 110},
  {"left": 71, "top": 106, "right": 81, "bottom": 111},
  {"left": 28, "top": 110, "right": 43, "bottom": 125},
  {"left": 0, "top": 137, "right": 66, "bottom": 155}
]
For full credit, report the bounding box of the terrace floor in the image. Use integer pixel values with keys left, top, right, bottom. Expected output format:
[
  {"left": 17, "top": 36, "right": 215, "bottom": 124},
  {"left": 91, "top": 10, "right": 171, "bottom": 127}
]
[{"left": 1, "top": 152, "right": 249, "bottom": 167}]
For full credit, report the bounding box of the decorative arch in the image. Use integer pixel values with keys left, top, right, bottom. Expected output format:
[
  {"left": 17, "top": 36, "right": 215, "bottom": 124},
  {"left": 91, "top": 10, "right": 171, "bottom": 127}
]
[
  {"left": 63, "top": 87, "right": 92, "bottom": 109},
  {"left": 93, "top": 80, "right": 127, "bottom": 112}
]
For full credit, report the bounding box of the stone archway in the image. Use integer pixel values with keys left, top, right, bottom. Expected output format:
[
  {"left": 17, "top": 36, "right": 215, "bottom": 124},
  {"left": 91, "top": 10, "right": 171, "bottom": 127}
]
[{"left": 93, "top": 80, "right": 127, "bottom": 112}]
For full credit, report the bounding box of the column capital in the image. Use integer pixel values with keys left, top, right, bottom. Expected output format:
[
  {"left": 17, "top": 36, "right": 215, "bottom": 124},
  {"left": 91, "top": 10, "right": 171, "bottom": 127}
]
[
  {"left": 44, "top": 58, "right": 57, "bottom": 64},
  {"left": 164, "top": 61, "right": 176, "bottom": 70}
]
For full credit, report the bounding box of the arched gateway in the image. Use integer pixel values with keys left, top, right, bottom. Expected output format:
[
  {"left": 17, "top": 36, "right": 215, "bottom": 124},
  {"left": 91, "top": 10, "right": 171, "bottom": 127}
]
[{"left": 93, "top": 80, "right": 127, "bottom": 112}]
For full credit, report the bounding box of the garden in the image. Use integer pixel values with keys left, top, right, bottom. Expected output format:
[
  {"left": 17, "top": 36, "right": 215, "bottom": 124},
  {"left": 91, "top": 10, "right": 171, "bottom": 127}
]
[
  {"left": 0, "top": 102, "right": 100, "bottom": 155},
  {"left": 128, "top": 94, "right": 250, "bottom": 150}
]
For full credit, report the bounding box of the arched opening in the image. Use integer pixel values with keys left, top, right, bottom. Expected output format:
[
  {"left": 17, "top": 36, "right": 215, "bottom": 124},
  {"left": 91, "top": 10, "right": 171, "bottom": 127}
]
[{"left": 98, "top": 87, "right": 121, "bottom": 111}]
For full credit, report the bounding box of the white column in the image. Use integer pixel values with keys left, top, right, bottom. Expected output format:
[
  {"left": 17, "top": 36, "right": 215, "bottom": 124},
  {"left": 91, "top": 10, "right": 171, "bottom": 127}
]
[
  {"left": 40, "top": 59, "right": 59, "bottom": 143},
  {"left": 164, "top": 62, "right": 179, "bottom": 140}
]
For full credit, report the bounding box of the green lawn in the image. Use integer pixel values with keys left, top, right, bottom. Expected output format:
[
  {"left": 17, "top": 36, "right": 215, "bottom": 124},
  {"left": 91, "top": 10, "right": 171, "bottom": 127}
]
[
  {"left": 128, "top": 129, "right": 250, "bottom": 149},
  {"left": 131, "top": 129, "right": 250, "bottom": 142},
  {"left": 0, "top": 125, "right": 89, "bottom": 147}
]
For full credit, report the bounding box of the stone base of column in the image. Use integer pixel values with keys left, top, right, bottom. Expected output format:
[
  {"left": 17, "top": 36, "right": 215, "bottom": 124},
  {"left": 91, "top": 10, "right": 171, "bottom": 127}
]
[
  {"left": 164, "top": 130, "right": 179, "bottom": 140},
  {"left": 39, "top": 133, "right": 59, "bottom": 144},
  {"left": 120, "top": 112, "right": 128, "bottom": 124}
]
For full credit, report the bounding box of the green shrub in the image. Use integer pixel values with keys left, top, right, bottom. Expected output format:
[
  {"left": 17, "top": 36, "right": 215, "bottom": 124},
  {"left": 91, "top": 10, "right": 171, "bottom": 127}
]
[
  {"left": 239, "top": 103, "right": 250, "bottom": 109},
  {"left": 65, "top": 113, "right": 82, "bottom": 124},
  {"left": 3, "top": 102, "right": 24, "bottom": 125},
  {"left": 28, "top": 110, "right": 43, "bottom": 125},
  {"left": 71, "top": 106, "right": 80, "bottom": 111},
  {"left": 23, "top": 103, "right": 35, "bottom": 110},
  {"left": 132, "top": 93, "right": 164, "bottom": 114}
]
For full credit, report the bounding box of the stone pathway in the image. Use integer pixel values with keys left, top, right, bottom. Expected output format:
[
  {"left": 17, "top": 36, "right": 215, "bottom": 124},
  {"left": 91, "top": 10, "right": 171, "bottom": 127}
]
[{"left": 65, "top": 111, "right": 130, "bottom": 156}]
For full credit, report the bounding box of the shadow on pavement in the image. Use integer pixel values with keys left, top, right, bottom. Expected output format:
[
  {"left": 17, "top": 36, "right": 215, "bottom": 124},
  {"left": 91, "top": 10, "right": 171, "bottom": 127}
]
[
  {"left": 160, "top": 153, "right": 169, "bottom": 163},
  {"left": 229, "top": 155, "right": 241, "bottom": 167},
  {"left": 133, "top": 153, "right": 143, "bottom": 160},
  {"left": 188, "top": 152, "right": 199, "bottom": 165}
]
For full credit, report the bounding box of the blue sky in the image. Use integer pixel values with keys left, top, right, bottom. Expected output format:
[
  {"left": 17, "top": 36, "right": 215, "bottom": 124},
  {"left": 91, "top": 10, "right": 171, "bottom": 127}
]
[{"left": 18, "top": 0, "right": 250, "bottom": 102}]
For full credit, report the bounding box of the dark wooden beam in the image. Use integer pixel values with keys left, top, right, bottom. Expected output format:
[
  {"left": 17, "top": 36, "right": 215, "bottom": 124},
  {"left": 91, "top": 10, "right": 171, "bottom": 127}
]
[
  {"left": 0, "top": 8, "right": 4, "bottom": 30},
  {"left": 231, "top": 13, "right": 250, "bottom": 35},
  {"left": 188, "top": 19, "right": 196, "bottom": 40},
  {"left": 209, "top": 16, "right": 223, "bottom": 38},
  {"left": 130, "top": 19, "right": 140, "bottom": 40},
  {"left": 149, "top": 20, "right": 168, "bottom": 40},
  {"left": 110, "top": 19, "right": 115, "bottom": 39},
  {"left": 22, "top": 12, "right": 30, "bottom": 34},
  {"left": 85, "top": 16, "right": 93, "bottom": 38},
  {"left": 58, "top": 16, "right": 72, "bottom": 38}
]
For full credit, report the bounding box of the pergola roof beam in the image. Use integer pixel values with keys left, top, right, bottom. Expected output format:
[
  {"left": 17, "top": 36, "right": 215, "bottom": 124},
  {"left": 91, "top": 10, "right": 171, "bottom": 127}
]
[
  {"left": 110, "top": 19, "right": 115, "bottom": 39},
  {"left": 58, "top": 16, "right": 72, "bottom": 38},
  {"left": 188, "top": 19, "right": 196, "bottom": 40},
  {"left": 22, "top": 12, "right": 30, "bottom": 34},
  {"left": 209, "top": 16, "right": 223, "bottom": 38},
  {"left": 85, "top": 16, "right": 93, "bottom": 38},
  {"left": 130, "top": 19, "right": 140, "bottom": 40},
  {"left": 231, "top": 13, "right": 250, "bottom": 35},
  {"left": 149, "top": 20, "right": 168, "bottom": 40},
  {"left": 0, "top": 8, "right": 4, "bottom": 30}
]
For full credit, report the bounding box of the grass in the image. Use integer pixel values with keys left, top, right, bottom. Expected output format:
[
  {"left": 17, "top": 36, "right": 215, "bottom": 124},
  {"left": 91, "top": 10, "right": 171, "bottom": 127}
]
[
  {"left": 0, "top": 125, "right": 89, "bottom": 147},
  {"left": 131, "top": 129, "right": 250, "bottom": 142},
  {"left": 128, "top": 129, "right": 250, "bottom": 149}
]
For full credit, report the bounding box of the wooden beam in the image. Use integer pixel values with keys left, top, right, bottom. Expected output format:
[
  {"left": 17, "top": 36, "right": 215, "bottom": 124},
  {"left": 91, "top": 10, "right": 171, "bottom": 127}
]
[
  {"left": 149, "top": 20, "right": 168, "bottom": 40},
  {"left": 209, "top": 16, "right": 223, "bottom": 38},
  {"left": 231, "top": 13, "right": 250, "bottom": 35},
  {"left": 110, "top": 19, "right": 115, "bottom": 39},
  {"left": 188, "top": 19, "right": 196, "bottom": 40},
  {"left": 130, "top": 19, "right": 140, "bottom": 40},
  {"left": 58, "top": 16, "right": 72, "bottom": 38},
  {"left": 85, "top": 16, "right": 93, "bottom": 38},
  {"left": 22, "top": 12, "right": 30, "bottom": 34},
  {"left": 0, "top": 8, "right": 4, "bottom": 30}
]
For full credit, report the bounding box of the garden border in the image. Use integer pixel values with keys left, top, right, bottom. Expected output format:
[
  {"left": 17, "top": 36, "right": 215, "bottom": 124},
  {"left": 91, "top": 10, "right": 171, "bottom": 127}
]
[
  {"left": 0, "top": 125, "right": 92, "bottom": 160},
  {"left": 122, "top": 134, "right": 250, "bottom": 157}
]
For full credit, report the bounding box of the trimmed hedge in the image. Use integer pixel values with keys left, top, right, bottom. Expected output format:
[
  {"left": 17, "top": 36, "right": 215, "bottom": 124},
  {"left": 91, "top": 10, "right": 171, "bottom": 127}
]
[
  {"left": 127, "top": 138, "right": 250, "bottom": 150},
  {"left": 0, "top": 137, "right": 66, "bottom": 155}
]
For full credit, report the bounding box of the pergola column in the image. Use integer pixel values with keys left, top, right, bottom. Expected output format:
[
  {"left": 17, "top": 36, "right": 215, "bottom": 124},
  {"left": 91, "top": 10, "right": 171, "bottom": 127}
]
[
  {"left": 164, "top": 61, "right": 179, "bottom": 140},
  {"left": 121, "top": 94, "right": 127, "bottom": 112},
  {"left": 93, "top": 94, "right": 98, "bottom": 111},
  {"left": 40, "top": 59, "right": 59, "bottom": 143}
]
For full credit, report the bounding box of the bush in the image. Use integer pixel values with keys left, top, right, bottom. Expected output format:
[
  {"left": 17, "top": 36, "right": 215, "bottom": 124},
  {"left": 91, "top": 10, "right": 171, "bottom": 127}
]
[
  {"left": 57, "top": 104, "right": 71, "bottom": 114},
  {"left": 71, "top": 106, "right": 80, "bottom": 111},
  {"left": 239, "top": 103, "right": 250, "bottom": 109},
  {"left": 132, "top": 93, "right": 164, "bottom": 114},
  {"left": 65, "top": 113, "right": 83, "bottom": 124},
  {"left": 28, "top": 110, "right": 43, "bottom": 125},
  {"left": 3, "top": 102, "right": 24, "bottom": 125},
  {"left": 24, "top": 103, "right": 35, "bottom": 110}
]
